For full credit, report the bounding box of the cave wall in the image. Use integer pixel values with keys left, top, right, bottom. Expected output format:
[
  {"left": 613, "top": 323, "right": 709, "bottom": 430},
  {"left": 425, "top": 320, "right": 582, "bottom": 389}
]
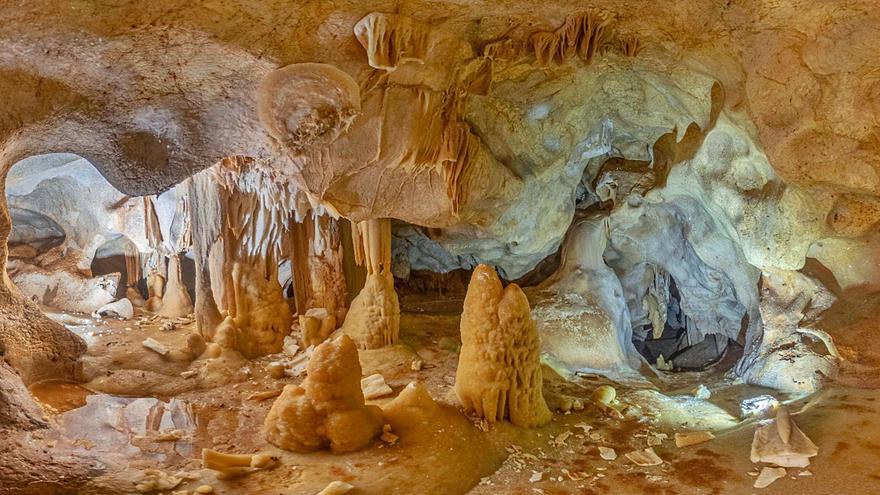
[{"left": 0, "top": 0, "right": 875, "bottom": 414}]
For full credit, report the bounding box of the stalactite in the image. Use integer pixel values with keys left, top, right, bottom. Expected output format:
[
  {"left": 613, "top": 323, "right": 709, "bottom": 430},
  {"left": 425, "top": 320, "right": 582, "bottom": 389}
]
[
  {"left": 341, "top": 218, "right": 400, "bottom": 349},
  {"left": 142, "top": 194, "right": 167, "bottom": 312},
  {"left": 482, "top": 38, "right": 525, "bottom": 62},
  {"left": 144, "top": 196, "right": 164, "bottom": 250},
  {"left": 530, "top": 11, "right": 611, "bottom": 67},
  {"left": 618, "top": 34, "right": 643, "bottom": 57},
  {"left": 123, "top": 241, "right": 144, "bottom": 306},
  {"left": 354, "top": 13, "right": 431, "bottom": 71}
]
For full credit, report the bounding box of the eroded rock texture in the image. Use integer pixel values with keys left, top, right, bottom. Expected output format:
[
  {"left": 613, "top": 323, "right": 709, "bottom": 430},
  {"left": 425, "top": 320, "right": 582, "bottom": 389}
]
[{"left": 455, "top": 264, "right": 551, "bottom": 427}]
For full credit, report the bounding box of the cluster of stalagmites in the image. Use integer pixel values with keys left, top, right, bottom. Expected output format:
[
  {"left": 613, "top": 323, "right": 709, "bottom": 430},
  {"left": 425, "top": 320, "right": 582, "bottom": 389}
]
[
  {"left": 263, "top": 264, "right": 551, "bottom": 455},
  {"left": 263, "top": 335, "right": 384, "bottom": 453}
]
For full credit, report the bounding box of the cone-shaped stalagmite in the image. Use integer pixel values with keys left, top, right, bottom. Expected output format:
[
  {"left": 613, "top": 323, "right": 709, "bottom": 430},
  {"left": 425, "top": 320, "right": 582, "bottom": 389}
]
[
  {"left": 455, "top": 264, "right": 551, "bottom": 427},
  {"left": 341, "top": 218, "right": 400, "bottom": 349}
]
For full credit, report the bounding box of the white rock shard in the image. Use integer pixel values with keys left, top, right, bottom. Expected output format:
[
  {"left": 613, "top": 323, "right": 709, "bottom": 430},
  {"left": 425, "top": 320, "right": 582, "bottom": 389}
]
[
  {"left": 674, "top": 431, "right": 715, "bottom": 448},
  {"left": 96, "top": 298, "right": 134, "bottom": 320},
  {"left": 625, "top": 447, "right": 663, "bottom": 466},
  {"left": 598, "top": 446, "right": 617, "bottom": 460},
  {"left": 142, "top": 338, "right": 170, "bottom": 357},
  {"left": 750, "top": 407, "right": 818, "bottom": 468},
  {"left": 361, "top": 373, "right": 393, "bottom": 400}
]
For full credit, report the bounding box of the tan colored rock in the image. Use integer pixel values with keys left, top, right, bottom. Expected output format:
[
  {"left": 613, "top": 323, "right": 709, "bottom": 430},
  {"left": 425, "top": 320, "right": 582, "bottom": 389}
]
[
  {"left": 300, "top": 308, "right": 337, "bottom": 348},
  {"left": 354, "top": 13, "right": 430, "bottom": 71},
  {"left": 754, "top": 467, "right": 786, "bottom": 489},
  {"left": 454, "top": 264, "right": 551, "bottom": 427},
  {"left": 142, "top": 338, "right": 170, "bottom": 357},
  {"left": 144, "top": 268, "right": 166, "bottom": 313},
  {"left": 257, "top": 63, "right": 360, "bottom": 154},
  {"left": 264, "top": 335, "right": 383, "bottom": 453},
  {"left": 382, "top": 381, "right": 441, "bottom": 429},
  {"left": 625, "top": 447, "right": 663, "bottom": 467},
  {"left": 202, "top": 449, "right": 278, "bottom": 479}
]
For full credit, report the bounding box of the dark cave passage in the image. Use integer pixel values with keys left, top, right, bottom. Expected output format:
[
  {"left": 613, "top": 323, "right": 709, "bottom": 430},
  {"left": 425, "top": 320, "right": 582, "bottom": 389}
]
[{"left": 632, "top": 275, "right": 743, "bottom": 371}]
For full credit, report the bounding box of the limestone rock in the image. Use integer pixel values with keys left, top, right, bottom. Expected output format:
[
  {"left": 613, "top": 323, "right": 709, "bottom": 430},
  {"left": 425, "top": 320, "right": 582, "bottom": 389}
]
[
  {"left": 257, "top": 63, "right": 360, "bottom": 154},
  {"left": 263, "top": 335, "right": 383, "bottom": 453},
  {"left": 342, "top": 272, "right": 400, "bottom": 349},
  {"left": 674, "top": 431, "right": 715, "bottom": 448},
  {"left": 300, "top": 307, "right": 336, "bottom": 348},
  {"left": 754, "top": 467, "right": 786, "bottom": 489},
  {"left": 96, "top": 298, "right": 134, "bottom": 320},
  {"left": 750, "top": 407, "right": 818, "bottom": 468},
  {"left": 454, "top": 264, "right": 551, "bottom": 427}
]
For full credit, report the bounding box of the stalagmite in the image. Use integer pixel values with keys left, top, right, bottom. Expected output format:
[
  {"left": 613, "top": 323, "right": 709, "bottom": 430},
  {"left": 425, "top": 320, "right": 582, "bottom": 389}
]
[
  {"left": 751, "top": 407, "right": 818, "bottom": 468},
  {"left": 229, "top": 262, "right": 292, "bottom": 358},
  {"left": 341, "top": 219, "right": 400, "bottom": 349},
  {"left": 123, "top": 241, "right": 145, "bottom": 307},
  {"left": 145, "top": 268, "right": 165, "bottom": 312},
  {"left": 186, "top": 173, "right": 223, "bottom": 341},
  {"left": 159, "top": 253, "right": 194, "bottom": 318},
  {"left": 454, "top": 264, "right": 551, "bottom": 427},
  {"left": 264, "top": 335, "right": 383, "bottom": 453},
  {"left": 210, "top": 157, "right": 299, "bottom": 358}
]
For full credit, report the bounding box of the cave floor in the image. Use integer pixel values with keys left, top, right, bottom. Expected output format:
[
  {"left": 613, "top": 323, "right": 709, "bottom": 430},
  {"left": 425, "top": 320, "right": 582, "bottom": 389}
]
[{"left": 21, "top": 294, "right": 880, "bottom": 495}]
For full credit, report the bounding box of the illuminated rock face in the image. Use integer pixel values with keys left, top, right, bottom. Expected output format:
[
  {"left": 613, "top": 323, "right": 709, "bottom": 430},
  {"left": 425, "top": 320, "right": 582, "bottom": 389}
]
[
  {"left": 455, "top": 264, "right": 551, "bottom": 428},
  {"left": 0, "top": 3, "right": 877, "bottom": 491}
]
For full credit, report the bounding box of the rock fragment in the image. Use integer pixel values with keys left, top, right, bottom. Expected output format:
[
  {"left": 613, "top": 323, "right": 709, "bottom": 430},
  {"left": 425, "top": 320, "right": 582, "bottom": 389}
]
[
  {"left": 754, "top": 467, "right": 786, "bottom": 488},
  {"left": 317, "top": 481, "right": 354, "bottom": 495},
  {"left": 598, "top": 446, "right": 617, "bottom": 460},
  {"left": 750, "top": 407, "right": 818, "bottom": 468},
  {"left": 675, "top": 431, "right": 715, "bottom": 448},
  {"left": 361, "top": 373, "right": 393, "bottom": 400},
  {"left": 625, "top": 447, "right": 663, "bottom": 466},
  {"left": 142, "top": 337, "right": 170, "bottom": 357},
  {"left": 202, "top": 449, "right": 278, "bottom": 479}
]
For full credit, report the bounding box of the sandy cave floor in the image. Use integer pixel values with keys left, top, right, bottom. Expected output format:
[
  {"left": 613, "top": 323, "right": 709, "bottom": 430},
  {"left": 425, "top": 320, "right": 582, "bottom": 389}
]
[{"left": 19, "top": 292, "right": 880, "bottom": 495}]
